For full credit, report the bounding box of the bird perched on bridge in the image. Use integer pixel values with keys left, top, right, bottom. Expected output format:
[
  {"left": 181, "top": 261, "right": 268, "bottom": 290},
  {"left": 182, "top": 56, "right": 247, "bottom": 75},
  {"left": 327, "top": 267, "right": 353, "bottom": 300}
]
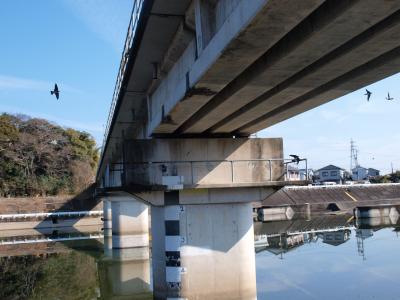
[
  {"left": 290, "top": 154, "right": 301, "bottom": 164},
  {"left": 364, "top": 89, "right": 372, "bottom": 101},
  {"left": 386, "top": 92, "right": 394, "bottom": 101},
  {"left": 50, "top": 83, "right": 60, "bottom": 100}
]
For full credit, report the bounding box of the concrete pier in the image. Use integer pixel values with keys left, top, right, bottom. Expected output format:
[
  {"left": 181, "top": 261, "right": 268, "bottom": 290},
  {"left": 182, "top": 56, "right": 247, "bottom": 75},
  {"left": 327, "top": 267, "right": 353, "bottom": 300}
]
[
  {"left": 103, "top": 199, "right": 112, "bottom": 229},
  {"left": 152, "top": 200, "right": 256, "bottom": 299},
  {"left": 354, "top": 206, "right": 399, "bottom": 226},
  {"left": 105, "top": 193, "right": 149, "bottom": 249},
  {"left": 258, "top": 206, "right": 295, "bottom": 222},
  {"left": 99, "top": 246, "right": 151, "bottom": 299}
]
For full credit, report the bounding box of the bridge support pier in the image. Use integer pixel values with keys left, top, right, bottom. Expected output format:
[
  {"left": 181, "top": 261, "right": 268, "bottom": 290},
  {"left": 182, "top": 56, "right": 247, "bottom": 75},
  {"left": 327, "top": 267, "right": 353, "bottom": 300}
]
[
  {"left": 104, "top": 192, "right": 149, "bottom": 249},
  {"left": 103, "top": 199, "right": 112, "bottom": 229},
  {"left": 99, "top": 246, "right": 152, "bottom": 299},
  {"left": 151, "top": 193, "right": 256, "bottom": 299}
]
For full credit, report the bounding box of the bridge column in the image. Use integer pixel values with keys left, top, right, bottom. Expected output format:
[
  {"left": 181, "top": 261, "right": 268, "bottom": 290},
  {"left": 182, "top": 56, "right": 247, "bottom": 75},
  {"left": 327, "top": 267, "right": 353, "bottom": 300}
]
[
  {"left": 103, "top": 199, "right": 112, "bottom": 229},
  {"left": 106, "top": 192, "right": 149, "bottom": 249},
  {"left": 152, "top": 192, "right": 257, "bottom": 299},
  {"left": 99, "top": 247, "right": 152, "bottom": 299}
]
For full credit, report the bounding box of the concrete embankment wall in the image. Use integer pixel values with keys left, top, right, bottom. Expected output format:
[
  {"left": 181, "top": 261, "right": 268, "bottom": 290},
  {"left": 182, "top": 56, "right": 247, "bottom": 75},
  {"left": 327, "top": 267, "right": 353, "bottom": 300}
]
[
  {"left": 0, "top": 187, "right": 103, "bottom": 229},
  {"left": 0, "top": 195, "right": 102, "bottom": 215},
  {"left": 262, "top": 183, "right": 400, "bottom": 212}
]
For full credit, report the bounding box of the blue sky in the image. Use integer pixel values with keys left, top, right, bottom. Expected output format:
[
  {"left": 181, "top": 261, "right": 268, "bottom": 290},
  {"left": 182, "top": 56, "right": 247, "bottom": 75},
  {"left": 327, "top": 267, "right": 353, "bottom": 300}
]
[
  {"left": 1, "top": 1, "right": 399, "bottom": 174},
  {"left": 0, "top": 0, "right": 132, "bottom": 142}
]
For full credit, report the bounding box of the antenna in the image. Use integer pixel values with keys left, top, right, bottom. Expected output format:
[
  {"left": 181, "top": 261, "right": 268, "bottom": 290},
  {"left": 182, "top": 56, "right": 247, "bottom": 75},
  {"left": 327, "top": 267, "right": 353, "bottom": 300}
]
[{"left": 350, "top": 139, "right": 359, "bottom": 171}]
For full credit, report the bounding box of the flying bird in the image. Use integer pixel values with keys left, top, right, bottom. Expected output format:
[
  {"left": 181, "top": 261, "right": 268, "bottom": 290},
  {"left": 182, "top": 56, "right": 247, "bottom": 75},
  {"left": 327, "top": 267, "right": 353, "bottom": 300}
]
[
  {"left": 290, "top": 154, "right": 301, "bottom": 164},
  {"left": 386, "top": 92, "right": 394, "bottom": 101},
  {"left": 364, "top": 89, "right": 372, "bottom": 101},
  {"left": 50, "top": 83, "right": 60, "bottom": 100}
]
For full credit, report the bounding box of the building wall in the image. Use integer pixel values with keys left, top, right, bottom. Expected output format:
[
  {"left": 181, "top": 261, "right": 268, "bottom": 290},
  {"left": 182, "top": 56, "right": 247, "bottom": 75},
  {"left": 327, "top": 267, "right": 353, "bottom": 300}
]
[{"left": 319, "top": 169, "right": 344, "bottom": 183}]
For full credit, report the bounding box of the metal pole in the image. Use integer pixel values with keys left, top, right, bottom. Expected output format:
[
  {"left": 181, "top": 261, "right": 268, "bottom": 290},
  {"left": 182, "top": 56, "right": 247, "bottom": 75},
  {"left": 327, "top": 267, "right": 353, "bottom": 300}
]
[
  {"left": 191, "top": 161, "right": 194, "bottom": 185},
  {"left": 269, "top": 160, "right": 272, "bottom": 181},
  {"left": 306, "top": 159, "right": 308, "bottom": 181},
  {"left": 231, "top": 161, "right": 234, "bottom": 183}
]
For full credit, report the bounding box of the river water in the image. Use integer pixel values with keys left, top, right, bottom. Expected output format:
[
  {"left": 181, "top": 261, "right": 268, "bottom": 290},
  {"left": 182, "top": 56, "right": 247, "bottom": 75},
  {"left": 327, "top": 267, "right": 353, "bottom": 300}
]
[{"left": 0, "top": 215, "right": 399, "bottom": 300}]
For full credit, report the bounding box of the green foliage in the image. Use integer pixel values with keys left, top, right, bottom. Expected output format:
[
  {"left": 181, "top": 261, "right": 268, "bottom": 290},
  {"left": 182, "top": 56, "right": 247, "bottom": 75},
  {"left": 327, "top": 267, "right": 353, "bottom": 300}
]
[
  {"left": 0, "top": 251, "right": 98, "bottom": 300},
  {"left": 0, "top": 113, "right": 99, "bottom": 197},
  {"left": 0, "top": 114, "right": 19, "bottom": 143},
  {"left": 65, "top": 129, "right": 99, "bottom": 168}
]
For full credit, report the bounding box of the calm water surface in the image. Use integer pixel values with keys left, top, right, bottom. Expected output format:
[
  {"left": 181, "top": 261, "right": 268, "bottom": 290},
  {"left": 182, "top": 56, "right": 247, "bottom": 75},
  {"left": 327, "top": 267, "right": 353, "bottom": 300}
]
[{"left": 1, "top": 216, "right": 399, "bottom": 299}]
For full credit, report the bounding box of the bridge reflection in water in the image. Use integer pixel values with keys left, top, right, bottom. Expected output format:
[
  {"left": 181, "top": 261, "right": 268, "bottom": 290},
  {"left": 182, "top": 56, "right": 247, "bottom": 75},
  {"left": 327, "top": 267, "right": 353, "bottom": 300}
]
[{"left": 0, "top": 212, "right": 399, "bottom": 299}]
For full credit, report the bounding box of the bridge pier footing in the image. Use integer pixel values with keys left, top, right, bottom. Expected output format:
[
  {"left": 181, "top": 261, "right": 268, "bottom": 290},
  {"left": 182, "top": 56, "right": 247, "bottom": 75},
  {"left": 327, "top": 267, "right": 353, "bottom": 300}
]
[{"left": 151, "top": 197, "right": 257, "bottom": 299}]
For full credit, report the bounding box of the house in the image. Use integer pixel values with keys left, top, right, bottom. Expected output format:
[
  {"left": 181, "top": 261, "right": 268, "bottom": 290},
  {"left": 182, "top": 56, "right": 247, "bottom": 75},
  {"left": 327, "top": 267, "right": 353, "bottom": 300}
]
[
  {"left": 319, "top": 229, "right": 351, "bottom": 246},
  {"left": 315, "top": 165, "right": 346, "bottom": 184},
  {"left": 352, "top": 166, "right": 368, "bottom": 181},
  {"left": 352, "top": 166, "right": 380, "bottom": 180},
  {"left": 368, "top": 168, "right": 380, "bottom": 177}
]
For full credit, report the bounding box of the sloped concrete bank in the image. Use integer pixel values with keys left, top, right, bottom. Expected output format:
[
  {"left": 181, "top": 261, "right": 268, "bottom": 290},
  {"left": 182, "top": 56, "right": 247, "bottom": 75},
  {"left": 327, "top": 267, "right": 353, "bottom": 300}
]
[
  {"left": 0, "top": 187, "right": 103, "bottom": 230},
  {"left": 257, "top": 183, "right": 400, "bottom": 220}
]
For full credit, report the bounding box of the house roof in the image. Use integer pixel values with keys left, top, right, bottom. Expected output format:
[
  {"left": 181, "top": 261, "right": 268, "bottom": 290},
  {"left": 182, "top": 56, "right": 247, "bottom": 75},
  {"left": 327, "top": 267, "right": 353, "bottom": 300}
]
[
  {"left": 368, "top": 168, "right": 380, "bottom": 172},
  {"left": 322, "top": 239, "right": 350, "bottom": 246},
  {"left": 352, "top": 165, "right": 367, "bottom": 171},
  {"left": 317, "top": 165, "right": 344, "bottom": 172}
]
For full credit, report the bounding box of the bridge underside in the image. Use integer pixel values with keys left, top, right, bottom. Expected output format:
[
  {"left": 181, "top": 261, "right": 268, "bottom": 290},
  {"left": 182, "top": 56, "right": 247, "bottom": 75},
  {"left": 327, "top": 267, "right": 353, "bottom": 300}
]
[
  {"left": 100, "top": 0, "right": 400, "bottom": 181},
  {"left": 153, "top": 0, "right": 400, "bottom": 136}
]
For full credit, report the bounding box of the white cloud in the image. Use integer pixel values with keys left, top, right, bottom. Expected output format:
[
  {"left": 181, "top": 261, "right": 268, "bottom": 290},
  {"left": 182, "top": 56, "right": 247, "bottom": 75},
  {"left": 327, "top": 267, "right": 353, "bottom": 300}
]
[
  {"left": 0, "top": 74, "right": 81, "bottom": 94},
  {"left": 0, "top": 75, "right": 49, "bottom": 91},
  {"left": 0, "top": 104, "right": 103, "bottom": 136},
  {"left": 319, "top": 109, "right": 349, "bottom": 123}
]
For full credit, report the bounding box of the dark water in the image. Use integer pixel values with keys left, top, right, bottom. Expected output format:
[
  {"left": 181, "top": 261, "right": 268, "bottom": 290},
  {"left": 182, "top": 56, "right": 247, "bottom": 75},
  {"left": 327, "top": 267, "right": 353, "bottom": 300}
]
[{"left": 0, "top": 217, "right": 399, "bottom": 300}]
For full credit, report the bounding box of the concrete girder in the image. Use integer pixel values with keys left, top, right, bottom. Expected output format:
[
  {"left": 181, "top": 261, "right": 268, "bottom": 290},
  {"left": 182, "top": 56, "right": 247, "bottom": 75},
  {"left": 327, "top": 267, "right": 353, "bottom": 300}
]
[
  {"left": 242, "top": 45, "right": 400, "bottom": 133},
  {"left": 177, "top": 0, "right": 400, "bottom": 133},
  {"left": 215, "top": 7, "right": 400, "bottom": 134},
  {"left": 177, "top": 0, "right": 400, "bottom": 134},
  {"left": 150, "top": 0, "right": 324, "bottom": 134}
]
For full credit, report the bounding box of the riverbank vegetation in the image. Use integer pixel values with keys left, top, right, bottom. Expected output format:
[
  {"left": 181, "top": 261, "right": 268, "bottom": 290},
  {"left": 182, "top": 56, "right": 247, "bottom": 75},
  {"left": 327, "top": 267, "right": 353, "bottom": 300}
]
[
  {"left": 0, "top": 113, "right": 99, "bottom": 197},
  {"left": 0, "top": 251, "right": 98, "bottom": 300}
]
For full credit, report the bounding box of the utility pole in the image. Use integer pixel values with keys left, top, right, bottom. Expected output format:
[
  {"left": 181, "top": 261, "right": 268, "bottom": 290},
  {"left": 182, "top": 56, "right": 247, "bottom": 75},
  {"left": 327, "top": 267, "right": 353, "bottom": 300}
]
[{"left": 350, "top": 139, "right": 359, "bottom": 172}]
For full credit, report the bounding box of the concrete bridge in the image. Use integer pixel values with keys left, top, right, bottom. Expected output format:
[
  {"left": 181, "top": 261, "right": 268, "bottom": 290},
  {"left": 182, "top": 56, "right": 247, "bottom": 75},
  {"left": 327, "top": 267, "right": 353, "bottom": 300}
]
[{"left": 96, "top": 1, "right": 400, "bottom": 298}]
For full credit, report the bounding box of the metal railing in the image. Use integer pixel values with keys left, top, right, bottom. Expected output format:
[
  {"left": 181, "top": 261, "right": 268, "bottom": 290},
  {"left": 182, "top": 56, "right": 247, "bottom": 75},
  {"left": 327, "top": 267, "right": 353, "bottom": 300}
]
[
  {"left": 107, "top": 158, "right": 308, "bottom": 188},
  {"left": 101, "top": 0, "right": 145, "bottom": 156},
  {"left": 0, "top": 211, "right": 103, "bottom": 221},
  {"left": 0, "top": 233, "right": 104, "bottom": 246}
]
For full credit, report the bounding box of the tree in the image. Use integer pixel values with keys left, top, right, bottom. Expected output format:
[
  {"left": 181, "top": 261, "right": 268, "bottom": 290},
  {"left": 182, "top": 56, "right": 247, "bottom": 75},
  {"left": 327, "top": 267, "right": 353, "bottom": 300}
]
[{"left": 0, "top": 113, "right": 99, "bottom": 197}]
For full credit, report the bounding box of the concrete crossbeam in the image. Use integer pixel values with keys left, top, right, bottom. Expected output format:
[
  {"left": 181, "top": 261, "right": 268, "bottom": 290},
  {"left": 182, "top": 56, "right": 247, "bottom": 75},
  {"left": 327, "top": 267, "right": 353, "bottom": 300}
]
[{"left": 121, "top": 138, "right": 284, "bottom": 189}]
